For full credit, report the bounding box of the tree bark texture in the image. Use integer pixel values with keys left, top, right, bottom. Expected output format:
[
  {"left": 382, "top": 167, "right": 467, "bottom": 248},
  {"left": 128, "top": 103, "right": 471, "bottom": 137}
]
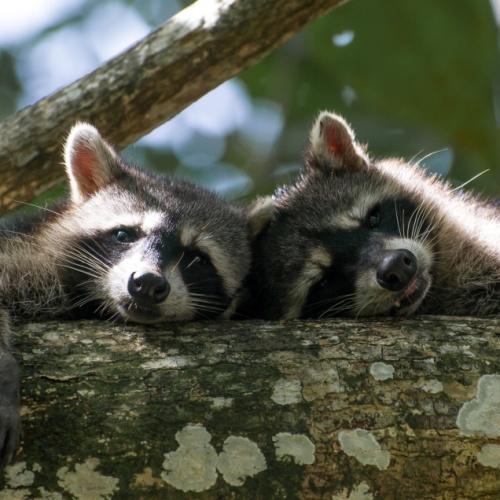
[
  {"left": 0, "top": 0, "right": 345, "bottom": 215},
  {"left": 0, "top": 316, "right": 499, "bottom": 498}
]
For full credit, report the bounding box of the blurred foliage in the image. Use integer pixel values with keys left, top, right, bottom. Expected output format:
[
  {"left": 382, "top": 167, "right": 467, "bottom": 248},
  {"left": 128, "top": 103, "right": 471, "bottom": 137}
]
[
  {"left": 241, "top": 0, "right": 500, "bottom": 195},
  {"left": 0, "top": 0, "right": 499, "bottom": 209}
]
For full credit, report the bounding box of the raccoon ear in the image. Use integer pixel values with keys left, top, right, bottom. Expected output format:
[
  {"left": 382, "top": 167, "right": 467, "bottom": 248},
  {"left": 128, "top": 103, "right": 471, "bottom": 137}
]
[
  {"left": 247, "top": 196, "right": 276, "bottom": 239},
  {"left": 307, "top": 111, "right": 369, "bottom": 172},
  {"left": 64, "top": 123, "right": 123, "bottom": 204}
]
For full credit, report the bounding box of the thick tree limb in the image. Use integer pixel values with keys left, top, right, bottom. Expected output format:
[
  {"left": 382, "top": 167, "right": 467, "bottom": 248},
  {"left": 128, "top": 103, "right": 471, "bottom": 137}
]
[
  {"left": 1, "top": 316, "right": 499, "bottom": 498},
  {"left": 0, "top": 0, "right": 345, "bottom": 215}
]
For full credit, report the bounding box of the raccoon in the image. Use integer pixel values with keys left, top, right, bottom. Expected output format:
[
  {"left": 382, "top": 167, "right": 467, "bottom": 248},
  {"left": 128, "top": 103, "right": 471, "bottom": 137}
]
[
  {"left": 0, "top": 123, "right": 251, "bottom": 464},
  {"left": 246, "top": 110, "right": 500, "bottom": 320}
]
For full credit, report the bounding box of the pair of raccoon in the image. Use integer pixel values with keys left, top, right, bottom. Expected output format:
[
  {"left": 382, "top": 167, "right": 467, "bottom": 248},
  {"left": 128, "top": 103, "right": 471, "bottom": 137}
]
[{"left": 0, "top": 112, "right": 498, "bottom": 464}]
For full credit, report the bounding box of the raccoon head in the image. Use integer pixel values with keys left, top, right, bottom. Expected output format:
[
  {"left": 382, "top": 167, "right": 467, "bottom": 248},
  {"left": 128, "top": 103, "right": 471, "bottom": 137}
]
[
  {"left": 249, "top": 111, "right": 435, "bottom": 319},
  {"left": 49, "top": 123, "right": 250, "bottom": 323}
]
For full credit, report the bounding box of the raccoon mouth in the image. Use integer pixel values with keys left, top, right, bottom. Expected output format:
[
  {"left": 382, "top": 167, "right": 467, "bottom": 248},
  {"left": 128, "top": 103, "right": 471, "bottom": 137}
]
[
  {"left": 390, "top": 275, "right": 429, "bottom": 315},
  {"left": 118, "top": 300, "right": 164, "bottom": 324}
]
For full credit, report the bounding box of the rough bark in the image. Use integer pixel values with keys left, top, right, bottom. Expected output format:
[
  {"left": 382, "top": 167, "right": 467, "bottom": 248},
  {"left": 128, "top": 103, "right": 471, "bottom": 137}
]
[
  {"left": 1, "top": 316, "right": 499, "bottom": 498},
  {"left": 0, "top": 0, "right": 345, "bottom": 215}
]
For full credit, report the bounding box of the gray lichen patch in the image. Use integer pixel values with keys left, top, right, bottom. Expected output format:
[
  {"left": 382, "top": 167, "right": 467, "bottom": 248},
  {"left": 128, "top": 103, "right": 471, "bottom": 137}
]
[
  {"left": 271, "top": 378, "right": 302, "bottom": 405},
  {"left": 209, "top": 396, "right": 234, "bottom": 410},
  {"left": 36, "top": 487, "right": 63, "bottom": 499},
  {"left": 476, "top": 444, "right": 500, "bottom": 469},
  {"left": 4, "top": 461, "right": 35, "bottom": 488},
  {"left": 42, "top": 331, "right": 64, "bottom": 344},
  {"left": 338, "top": 429, "right": 391, "bottom": 470},
  {"left": 216, "top": 436, "right": 267, "bottom": 486},
  {"left": 141, "top": 355, "right": 191, "bottom": 370},
  {"left": 273, "top": 433, "right": 316, "bottom": 465},
  {"left": 302, "top": 365, "right": 343, "bottom": 401},
  {"left": 456, "top": 374, "right": 500, "bottom": 437},
  {"left": 332, "top": 481, "right": 374, "bottom": 500},
  {"left": 0, "top": 488, "right": 31, "bottom": 499},
  {"left": 369, "top": 362, "right": 394, "bottom": 381},
  {"left": 56, "top": 458, "right": 119, "bottom": 500},
  {"left": 419, "top": 379, "right": 443, "bottom": 394},
  {"left": 161, "top": 424, "right": 218, "bottom": 492}
]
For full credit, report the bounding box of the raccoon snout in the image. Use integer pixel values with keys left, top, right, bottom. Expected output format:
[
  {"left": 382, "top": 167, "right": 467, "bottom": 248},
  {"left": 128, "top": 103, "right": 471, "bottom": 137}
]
[
  {"left": 127, "top": 271, "right": 170, "bottom": 304},
  {"left": 376, "top": 249, "right": 417, "bottom": 292}
]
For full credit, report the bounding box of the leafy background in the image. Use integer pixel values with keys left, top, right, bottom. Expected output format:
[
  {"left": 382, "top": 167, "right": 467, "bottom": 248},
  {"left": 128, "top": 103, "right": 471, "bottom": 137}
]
[{"left": 0, "top": 0, "right": 499, "bottom": 205}]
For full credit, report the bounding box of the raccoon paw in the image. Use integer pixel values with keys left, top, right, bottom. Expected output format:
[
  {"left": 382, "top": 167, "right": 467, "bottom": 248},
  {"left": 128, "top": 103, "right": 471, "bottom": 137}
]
[
  {"left": 0, "top": 401, "right": 20, "bottom": 468},
  {"left": 0, "top": 353, "right": 21, "bottom": 468}
]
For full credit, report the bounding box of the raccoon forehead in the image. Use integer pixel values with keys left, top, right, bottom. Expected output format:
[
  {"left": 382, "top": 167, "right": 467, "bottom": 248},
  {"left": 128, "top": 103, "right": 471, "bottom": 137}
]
[
  {"left": 53, "top": 196, "right": 164, "bottom": 236},
  {"left": 319, "top": 191, "right": 391, "bottom": 230},
  {"left": 57, "top": 188, "right": 165, "bottom": 234},
  {"left": 73, "top": 209, "right": 164, "bottom": 234},
  {"left": 281, "top": 175, "right": 393, "bottom": 231}
]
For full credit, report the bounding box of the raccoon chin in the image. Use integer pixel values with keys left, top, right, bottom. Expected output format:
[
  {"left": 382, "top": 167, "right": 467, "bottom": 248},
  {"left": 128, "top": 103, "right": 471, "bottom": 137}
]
[
  {"left": 355, "top": 270, "right": 432, "bottom": 317},
  {"left": 388, "top": 274, "right": 432, "bottom": 316},
  {"left": 117, "top": 303, "right": 163, "bottom": 324},
  {"left": 115, "top": 301, "right": 195, "bottom": 324}
]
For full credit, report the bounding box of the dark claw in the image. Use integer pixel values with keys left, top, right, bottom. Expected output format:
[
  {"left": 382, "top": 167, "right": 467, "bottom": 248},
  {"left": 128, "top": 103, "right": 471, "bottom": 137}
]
[
  {"left": 0, "top": 410, "right": 21, "bottom": 468},
  {"left": 0, "top": 352, "right": 21, "bottom": 468}
]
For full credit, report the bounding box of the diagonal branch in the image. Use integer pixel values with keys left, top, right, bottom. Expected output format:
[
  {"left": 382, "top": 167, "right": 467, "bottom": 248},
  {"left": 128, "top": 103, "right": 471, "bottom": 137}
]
[{"left": 0, "top": 0, "right": 346, "bottom": 214}]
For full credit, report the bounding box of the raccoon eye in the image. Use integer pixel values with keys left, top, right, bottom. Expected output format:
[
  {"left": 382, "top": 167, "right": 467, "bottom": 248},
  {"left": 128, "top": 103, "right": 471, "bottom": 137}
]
[
  {"left": 317, "top": 277, "right": 329, "bottom": 289},
  {"left": 366, "top": 206, "right": 381, "bottom": 229},
  {"left": 197, "top": 255, "right": 210, "bottom": 266},
  {"left": 114, "top": 228, "right": 138, "bottom": 243},
  {"left": 185, "top": 251, "right": 210, "bottom": 269}
]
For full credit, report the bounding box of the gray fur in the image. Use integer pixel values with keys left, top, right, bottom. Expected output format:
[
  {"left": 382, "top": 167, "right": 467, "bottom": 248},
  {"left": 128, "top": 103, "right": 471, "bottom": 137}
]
[{"left": 246, "top": 110, "right": 500, "bottom": 319}]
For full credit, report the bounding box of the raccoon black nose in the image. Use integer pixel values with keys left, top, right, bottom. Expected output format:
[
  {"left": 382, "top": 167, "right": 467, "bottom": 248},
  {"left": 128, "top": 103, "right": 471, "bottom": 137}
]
[
  {"left": 376, "top": 250, "right": 417, "bottom": 292},
  {"left": 128, "top": 272, "right": 170, "bottom": 304}
]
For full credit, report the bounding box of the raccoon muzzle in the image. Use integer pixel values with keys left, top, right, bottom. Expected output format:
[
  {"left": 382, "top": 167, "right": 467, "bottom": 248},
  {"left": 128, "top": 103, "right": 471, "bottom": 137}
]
[
  {"left": 376, "top": 249, "right": 417, "bottom": 292},
  {"left": 127, "top": 271, "right": 170, "bottom": 306}
]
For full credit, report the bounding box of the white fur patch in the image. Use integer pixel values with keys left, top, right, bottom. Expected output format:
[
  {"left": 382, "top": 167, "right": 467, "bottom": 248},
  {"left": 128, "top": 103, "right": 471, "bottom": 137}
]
[
  {"left": 285, "top": 247, "right": 330, "bottom": 319},
  {"left": 75, "top": 211, "right": 163, "bottom": 235},
  {"left": 310, "top": 247, "right": 332, "bottom": 268},
  {"left": 50, "top": 189, "right": 163, "bottom": 240},
  {"left": 141, "top": 212, "right": 164, "bottom": 232},
  {"left": 248, "top": 196, "right": 276, "bottom": 238},
  {"left": 179, "top": 226, "right": 198, "bottom": 248}
]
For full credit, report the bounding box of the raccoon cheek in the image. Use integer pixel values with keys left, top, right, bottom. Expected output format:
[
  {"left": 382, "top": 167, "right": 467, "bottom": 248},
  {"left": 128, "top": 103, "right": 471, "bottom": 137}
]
[
  {"left": 104, "top": 269, "right": 129, "bottom": 304},
  {"left": 150, "top": 266, "right": 196, "bottom": 321},
  {"left": 103, "top": 256, "right": 142, "bottom": 304}
]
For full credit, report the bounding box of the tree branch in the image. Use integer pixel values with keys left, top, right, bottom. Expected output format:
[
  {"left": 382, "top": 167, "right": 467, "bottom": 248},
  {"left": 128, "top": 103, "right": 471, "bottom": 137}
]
[
  {"left": 2, "top": 316, "right": 500, "bottom": 497},
  {"left": 0, "top": 0, "right": 345, "bottom": 215}
]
